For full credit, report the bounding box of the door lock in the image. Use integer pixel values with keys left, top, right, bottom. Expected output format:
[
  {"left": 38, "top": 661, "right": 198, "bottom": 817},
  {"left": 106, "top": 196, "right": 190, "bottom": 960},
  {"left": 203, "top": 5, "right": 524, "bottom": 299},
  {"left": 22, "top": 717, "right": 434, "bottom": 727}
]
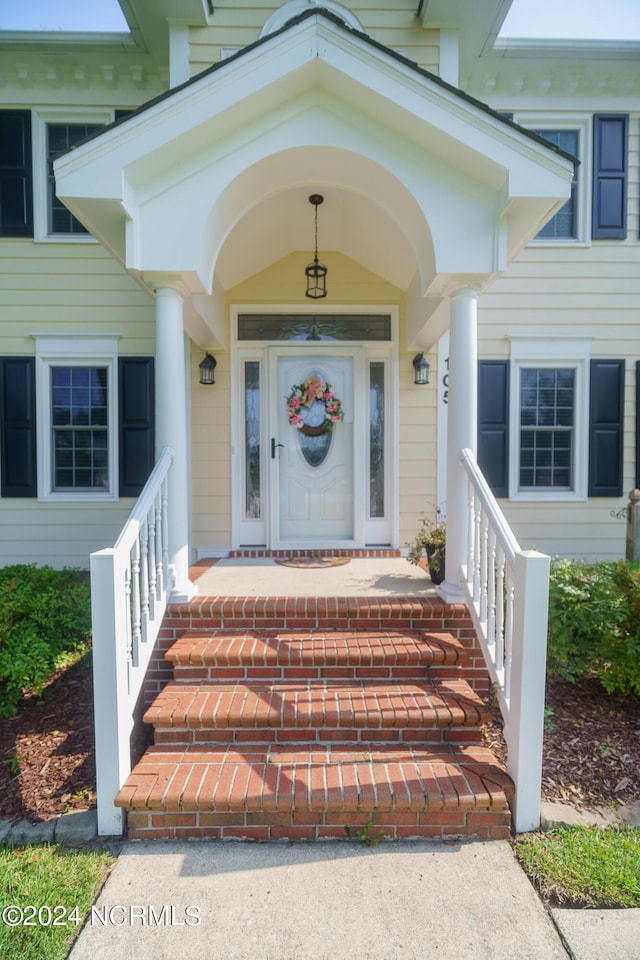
[{"left": 271, "top": 438, "right": 284, "bottom": 459}]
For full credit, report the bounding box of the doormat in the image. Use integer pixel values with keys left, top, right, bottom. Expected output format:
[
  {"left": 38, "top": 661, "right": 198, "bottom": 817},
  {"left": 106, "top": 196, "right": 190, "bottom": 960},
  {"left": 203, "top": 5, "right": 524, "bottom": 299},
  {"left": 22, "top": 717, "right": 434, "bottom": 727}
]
[{"left": 275, "top": 556, "right": 351, "bottom": 569}]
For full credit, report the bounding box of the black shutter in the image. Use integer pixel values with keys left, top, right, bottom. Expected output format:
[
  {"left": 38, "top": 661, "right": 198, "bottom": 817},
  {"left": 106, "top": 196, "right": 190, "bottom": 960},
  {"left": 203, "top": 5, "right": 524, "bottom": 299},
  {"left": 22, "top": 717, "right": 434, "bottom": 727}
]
[
  {"left": 477, "top": 360, "right": 509, "bottom": 497},
  {"left": 592, "top": 114, "right": 628, "bottom": 240},
  {"left": 119, "top": 357, "right": 155, "bottom": 496},
  {"left": 0, "top": 357, "right": 37, "bottom": 497},
  {"left": 0, "top": 111, "right": 33, "bottom": 238},
  {"left": 588, "top": 359, "right": 624, "bottom": 497}
]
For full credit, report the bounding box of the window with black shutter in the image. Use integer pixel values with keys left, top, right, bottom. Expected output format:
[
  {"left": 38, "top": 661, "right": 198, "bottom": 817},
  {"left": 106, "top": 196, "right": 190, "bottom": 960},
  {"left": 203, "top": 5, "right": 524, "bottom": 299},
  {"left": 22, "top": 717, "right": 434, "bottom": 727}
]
[
  {"left": 1, "top": 350, "right": 155, "bottom": 501},
  {"left": 478, "top": 353, "right": 622, "bottom": 501}
]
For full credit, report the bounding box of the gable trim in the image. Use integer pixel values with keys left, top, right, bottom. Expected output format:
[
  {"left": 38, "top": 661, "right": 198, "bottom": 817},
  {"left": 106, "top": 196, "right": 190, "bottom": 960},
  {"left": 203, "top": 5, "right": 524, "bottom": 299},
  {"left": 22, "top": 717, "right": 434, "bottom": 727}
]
[{"left": 54, "top": 7, "right": 577, "bottom": 172}]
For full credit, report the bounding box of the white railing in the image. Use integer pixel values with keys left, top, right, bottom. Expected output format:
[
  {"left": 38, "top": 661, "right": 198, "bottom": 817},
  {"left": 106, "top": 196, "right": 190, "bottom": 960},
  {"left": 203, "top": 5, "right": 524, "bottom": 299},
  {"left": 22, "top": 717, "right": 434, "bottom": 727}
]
[
  {"left": 459, "top": 448, "right": 550, "bottom": 833},
  {"left": 90, "top": 446, "right": 174, "bottom": 836}
]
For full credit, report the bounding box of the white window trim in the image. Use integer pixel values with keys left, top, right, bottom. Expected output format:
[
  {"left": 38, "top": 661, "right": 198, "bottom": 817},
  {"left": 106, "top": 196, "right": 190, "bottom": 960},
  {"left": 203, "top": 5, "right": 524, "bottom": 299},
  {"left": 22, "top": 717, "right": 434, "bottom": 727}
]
[
  {"left": 508, "top": 337, "right": 591, "bottom": 502},
  {"left": 515, "top": 114, "right": 591, "bottom": 247},
  {"left": 33, "top": 334, "right": 120, "bottom": 502},
  {"left": 32, "top": 107, "right": 113, "bottom": 243}
]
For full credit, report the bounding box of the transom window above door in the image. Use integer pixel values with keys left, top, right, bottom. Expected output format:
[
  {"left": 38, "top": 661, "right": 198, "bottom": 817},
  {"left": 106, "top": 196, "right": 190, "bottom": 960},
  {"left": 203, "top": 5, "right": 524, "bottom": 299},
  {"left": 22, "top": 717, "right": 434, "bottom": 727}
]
[{"left": 237, "top": 314, "right": 391, "bottom": 341}]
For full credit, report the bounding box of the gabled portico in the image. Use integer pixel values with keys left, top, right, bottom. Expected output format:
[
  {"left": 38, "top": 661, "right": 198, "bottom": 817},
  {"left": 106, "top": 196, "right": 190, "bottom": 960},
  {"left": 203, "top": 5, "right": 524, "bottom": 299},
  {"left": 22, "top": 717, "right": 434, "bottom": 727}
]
[{"left": 55, "top": 7, "right": 574, "bottom": 599}]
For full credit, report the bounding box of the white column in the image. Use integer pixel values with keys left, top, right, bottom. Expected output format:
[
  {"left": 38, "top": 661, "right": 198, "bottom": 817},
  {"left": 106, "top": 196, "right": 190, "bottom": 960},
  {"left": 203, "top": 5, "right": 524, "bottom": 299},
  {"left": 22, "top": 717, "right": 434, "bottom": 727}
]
[
  {"left": 155, "top": 286, "right": 195, "bottom": 600},
  {"left": 440, "top": 287, "right": 478, "bottom": 602}
]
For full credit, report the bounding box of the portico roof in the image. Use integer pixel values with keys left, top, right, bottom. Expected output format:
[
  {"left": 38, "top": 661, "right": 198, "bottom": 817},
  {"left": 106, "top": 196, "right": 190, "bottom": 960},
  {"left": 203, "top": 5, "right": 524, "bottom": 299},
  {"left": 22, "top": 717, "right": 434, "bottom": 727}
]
[{"left": 55, "top": 7, "right": 574, "bottom": 346}]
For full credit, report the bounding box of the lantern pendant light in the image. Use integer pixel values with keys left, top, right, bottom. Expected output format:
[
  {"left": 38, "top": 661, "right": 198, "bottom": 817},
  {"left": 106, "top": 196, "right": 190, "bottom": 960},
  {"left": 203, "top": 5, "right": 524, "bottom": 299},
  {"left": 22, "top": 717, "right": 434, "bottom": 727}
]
[{"left": 305, "top": 194, "right": 328, "bottom": 299}]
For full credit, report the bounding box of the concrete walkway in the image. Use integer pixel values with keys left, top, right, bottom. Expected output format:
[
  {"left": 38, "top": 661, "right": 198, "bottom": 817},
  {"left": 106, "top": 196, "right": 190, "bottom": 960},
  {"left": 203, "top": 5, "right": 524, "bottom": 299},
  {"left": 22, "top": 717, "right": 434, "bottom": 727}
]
[
  {"left": 68, "top": 839, "right": 561, "bottom": 960},
  {"left": 66, "top": 838, "right": 637, "bottom": 960}
]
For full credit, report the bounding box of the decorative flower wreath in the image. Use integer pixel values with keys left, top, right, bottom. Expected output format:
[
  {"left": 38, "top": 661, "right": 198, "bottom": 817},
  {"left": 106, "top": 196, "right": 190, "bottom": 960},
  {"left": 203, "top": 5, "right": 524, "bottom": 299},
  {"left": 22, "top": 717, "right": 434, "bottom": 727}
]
[{"left": 285, "top": 374, "right": 344, "bottom": 436}]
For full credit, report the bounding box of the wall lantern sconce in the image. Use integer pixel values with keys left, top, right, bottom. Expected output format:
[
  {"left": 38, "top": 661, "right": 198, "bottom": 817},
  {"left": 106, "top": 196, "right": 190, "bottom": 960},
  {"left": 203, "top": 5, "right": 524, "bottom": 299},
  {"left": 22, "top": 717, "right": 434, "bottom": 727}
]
[
  {"left": 305, "top": 193, "right": 328, "bottom": 299},
  {"left": 413, "top": 352, "right": 430, "bottom": 385},
  {"left": 199, "top": 352, "right": 217, "bottom": 385}
]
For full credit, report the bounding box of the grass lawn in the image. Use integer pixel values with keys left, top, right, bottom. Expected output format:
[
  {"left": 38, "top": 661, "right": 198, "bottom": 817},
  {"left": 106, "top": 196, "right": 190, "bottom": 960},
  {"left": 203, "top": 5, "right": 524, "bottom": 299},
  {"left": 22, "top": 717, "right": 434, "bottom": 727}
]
[
  {"left": 513, "top": 825, "right": 640, "bottom": 908},
  {"left": 0, "top": 844, "right": 114, "bottom": 960}
]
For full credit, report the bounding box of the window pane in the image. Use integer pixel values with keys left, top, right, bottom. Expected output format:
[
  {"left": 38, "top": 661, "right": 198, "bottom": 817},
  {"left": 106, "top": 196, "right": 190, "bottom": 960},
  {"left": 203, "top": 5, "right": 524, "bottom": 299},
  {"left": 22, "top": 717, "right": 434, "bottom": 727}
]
[
  {"left": 534, "top": 130, "right": 578, "bottom": 239},
  {"left": 519, "top": 367, "right": 575, "bottom": 491},
  {"left": 47, "top": 123, "right": 101, "bottom": 234},
  {"left": 51, "top": 366, "right": 109, "bottom": 490},
  {"left": 369, "top": 362, "right": 385, "bottom": 518},
  {"left": 244, "top": 361, "right": 260, "bottom": 518},
  {"left": 238, "top": 314, "right": 391, "bottom": 341}
]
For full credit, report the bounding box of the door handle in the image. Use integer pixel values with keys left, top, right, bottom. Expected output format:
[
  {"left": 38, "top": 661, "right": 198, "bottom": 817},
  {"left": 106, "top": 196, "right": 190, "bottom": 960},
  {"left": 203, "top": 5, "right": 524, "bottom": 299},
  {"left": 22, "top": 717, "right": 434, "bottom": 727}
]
[{"left": 271, "top": 438, "right": 284, "bottom": 459}]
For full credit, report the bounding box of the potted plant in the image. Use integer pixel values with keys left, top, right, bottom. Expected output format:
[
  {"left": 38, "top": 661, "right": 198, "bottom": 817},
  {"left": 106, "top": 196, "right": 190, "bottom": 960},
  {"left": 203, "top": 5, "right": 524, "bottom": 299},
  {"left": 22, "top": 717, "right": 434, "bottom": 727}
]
[{"left": 406, "top": 511, "right": 446, "bottom": 585}]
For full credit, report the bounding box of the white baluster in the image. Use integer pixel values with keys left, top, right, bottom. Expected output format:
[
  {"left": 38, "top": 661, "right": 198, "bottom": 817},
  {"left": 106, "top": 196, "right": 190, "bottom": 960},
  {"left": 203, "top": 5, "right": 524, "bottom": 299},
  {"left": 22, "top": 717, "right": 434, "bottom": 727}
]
[
  {"left": 124, "top": 564, "right": 133, "bottom": 670},
  {"left": 130, "top": 538, "right": 141, "bottom": 668},
  {"left": 139, "top": 518, "right": 150, "bottom": 643},
  {"left": 155, "top": 492, "right": 164, "bottom": 601},
  {"left": 161, "top": 476, "right": 170, "bottom": 590},
  {"left": 479, "top": 511, "right": 489, "bottom": 624},
  {"left": 473, "top": 498, "right": 482, "bottom": 603},
  {"left": 495, "top": 545, "right": 505, "bottom": 685},
  {"left": 148, "top": 503, "right": 157, "bottom": 616},
  {"left": 466, "top": 482, "right": 475, "bottom": 588},
  {"left": 504, "top": 575, "right": 515, "bottom": 704},
  {"left": 487, "top": 529, "right": 497, "bottom": 656}
]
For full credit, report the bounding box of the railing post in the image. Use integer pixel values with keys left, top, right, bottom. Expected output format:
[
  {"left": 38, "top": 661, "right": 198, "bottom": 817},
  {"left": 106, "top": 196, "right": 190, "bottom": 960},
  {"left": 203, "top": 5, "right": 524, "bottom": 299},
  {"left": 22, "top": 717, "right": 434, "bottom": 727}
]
[
  {"left": 626, "top": 488, "right": 640, "bottom": 561},
  {"left": 90, "top": 549, "right": 130, "bottom": 836},
  {"left": 506, "top": 550, "right": 550, "bottom": 833}
]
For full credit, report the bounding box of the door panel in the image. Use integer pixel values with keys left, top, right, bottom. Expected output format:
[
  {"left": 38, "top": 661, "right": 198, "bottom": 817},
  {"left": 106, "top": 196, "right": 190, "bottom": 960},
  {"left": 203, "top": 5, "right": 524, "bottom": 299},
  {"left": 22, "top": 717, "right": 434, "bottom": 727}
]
[{"left": 272, "top": 352, "right": 354, "bottom": 544}]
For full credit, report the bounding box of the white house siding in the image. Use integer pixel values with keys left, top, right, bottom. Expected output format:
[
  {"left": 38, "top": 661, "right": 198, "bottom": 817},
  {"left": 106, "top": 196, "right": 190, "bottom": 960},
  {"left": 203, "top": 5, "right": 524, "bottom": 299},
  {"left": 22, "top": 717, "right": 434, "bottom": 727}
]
[
  {"left": 0, "top": 240, "right": 156, "bottom": 569},
  {"left": 478, "top": 238, "right": 640, "bottom": 560},
  {"left": 0, "top": 242, "right": 155, "bottom": 353},
  {"left": 0, "top": 502, "right": 137, "bottom": 569},
  {"left": 463, "top": 47, "right": 640, "bottom": 561},
  {"left": 191, "top": 343, "right": 232, "bottom": 555},
  {"left": 189, "top": 251, "right": 435, "bottom": 555},
  {"left": 188, "top": 3, "right": 439, "bottom": 76}
]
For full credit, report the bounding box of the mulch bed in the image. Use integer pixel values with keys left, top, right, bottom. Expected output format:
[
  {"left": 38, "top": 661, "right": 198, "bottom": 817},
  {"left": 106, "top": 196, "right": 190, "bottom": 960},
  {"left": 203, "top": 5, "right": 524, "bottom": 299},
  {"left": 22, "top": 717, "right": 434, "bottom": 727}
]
[
  {"left": 0, "top": 653, "right": 638, "bottom": 823},
  {"left": 0, "top": 653, "right": 96, "bottom": 823},
  {"left": 485, "top": 677, "right": 640, "bottom": 810}
]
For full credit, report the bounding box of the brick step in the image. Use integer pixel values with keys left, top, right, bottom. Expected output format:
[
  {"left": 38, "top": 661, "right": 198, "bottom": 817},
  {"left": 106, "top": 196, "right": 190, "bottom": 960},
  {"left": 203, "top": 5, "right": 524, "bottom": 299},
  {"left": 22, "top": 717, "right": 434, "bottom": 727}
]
[
  {"left": 143, "top": 678, "right": 489, "bottom": 745},
  {"left": 117, "top": 743, "right": 513, "bottom": 841},
  {"left": 161, "top": 596, "right": 473, "bottom": 633},
  {"left": 167, "top": 629, "right": 465, "bottom": 682}
]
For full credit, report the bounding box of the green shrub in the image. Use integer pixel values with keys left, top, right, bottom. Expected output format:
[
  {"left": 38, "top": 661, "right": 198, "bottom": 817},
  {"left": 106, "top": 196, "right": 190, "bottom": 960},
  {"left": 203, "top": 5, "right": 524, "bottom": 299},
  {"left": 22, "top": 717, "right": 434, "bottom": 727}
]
[
  {"left": 0, "top": 565, "right": 91, "bottom": 717},
  {"left": 547, "top": 558, "right": 640, "bottom": 696}
]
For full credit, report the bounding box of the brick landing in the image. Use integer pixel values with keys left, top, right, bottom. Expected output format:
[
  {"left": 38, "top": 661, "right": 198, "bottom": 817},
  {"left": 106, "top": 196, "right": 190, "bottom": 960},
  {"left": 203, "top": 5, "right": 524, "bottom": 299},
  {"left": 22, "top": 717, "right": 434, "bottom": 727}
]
[{"left": 119, "top": 599, "right": 512, "bottom": 841}]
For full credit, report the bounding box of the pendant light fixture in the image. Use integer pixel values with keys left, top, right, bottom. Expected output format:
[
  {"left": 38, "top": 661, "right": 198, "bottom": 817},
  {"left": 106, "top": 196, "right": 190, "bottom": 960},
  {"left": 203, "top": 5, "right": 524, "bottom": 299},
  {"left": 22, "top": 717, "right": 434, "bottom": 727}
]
[{"left": 305, "top": 193, "right": 328, "bottom": 299}]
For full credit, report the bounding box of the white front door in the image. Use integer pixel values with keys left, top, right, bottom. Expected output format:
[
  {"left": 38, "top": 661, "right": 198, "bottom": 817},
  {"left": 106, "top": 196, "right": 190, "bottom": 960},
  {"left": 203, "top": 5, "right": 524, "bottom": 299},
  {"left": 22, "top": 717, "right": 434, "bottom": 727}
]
[{"left": 269, "top": 348, "right": 360, "bottom": 547}]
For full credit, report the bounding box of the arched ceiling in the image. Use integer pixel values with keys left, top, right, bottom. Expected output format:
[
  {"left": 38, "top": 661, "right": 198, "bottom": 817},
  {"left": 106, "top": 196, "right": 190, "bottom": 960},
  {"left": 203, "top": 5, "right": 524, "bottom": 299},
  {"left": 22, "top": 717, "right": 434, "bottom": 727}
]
[
  {"left": 216, "top": 187, "right": 414, "bottom": 291},
  {"left": 207, "top": 145, "right": 433, "bottom": 293}
]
